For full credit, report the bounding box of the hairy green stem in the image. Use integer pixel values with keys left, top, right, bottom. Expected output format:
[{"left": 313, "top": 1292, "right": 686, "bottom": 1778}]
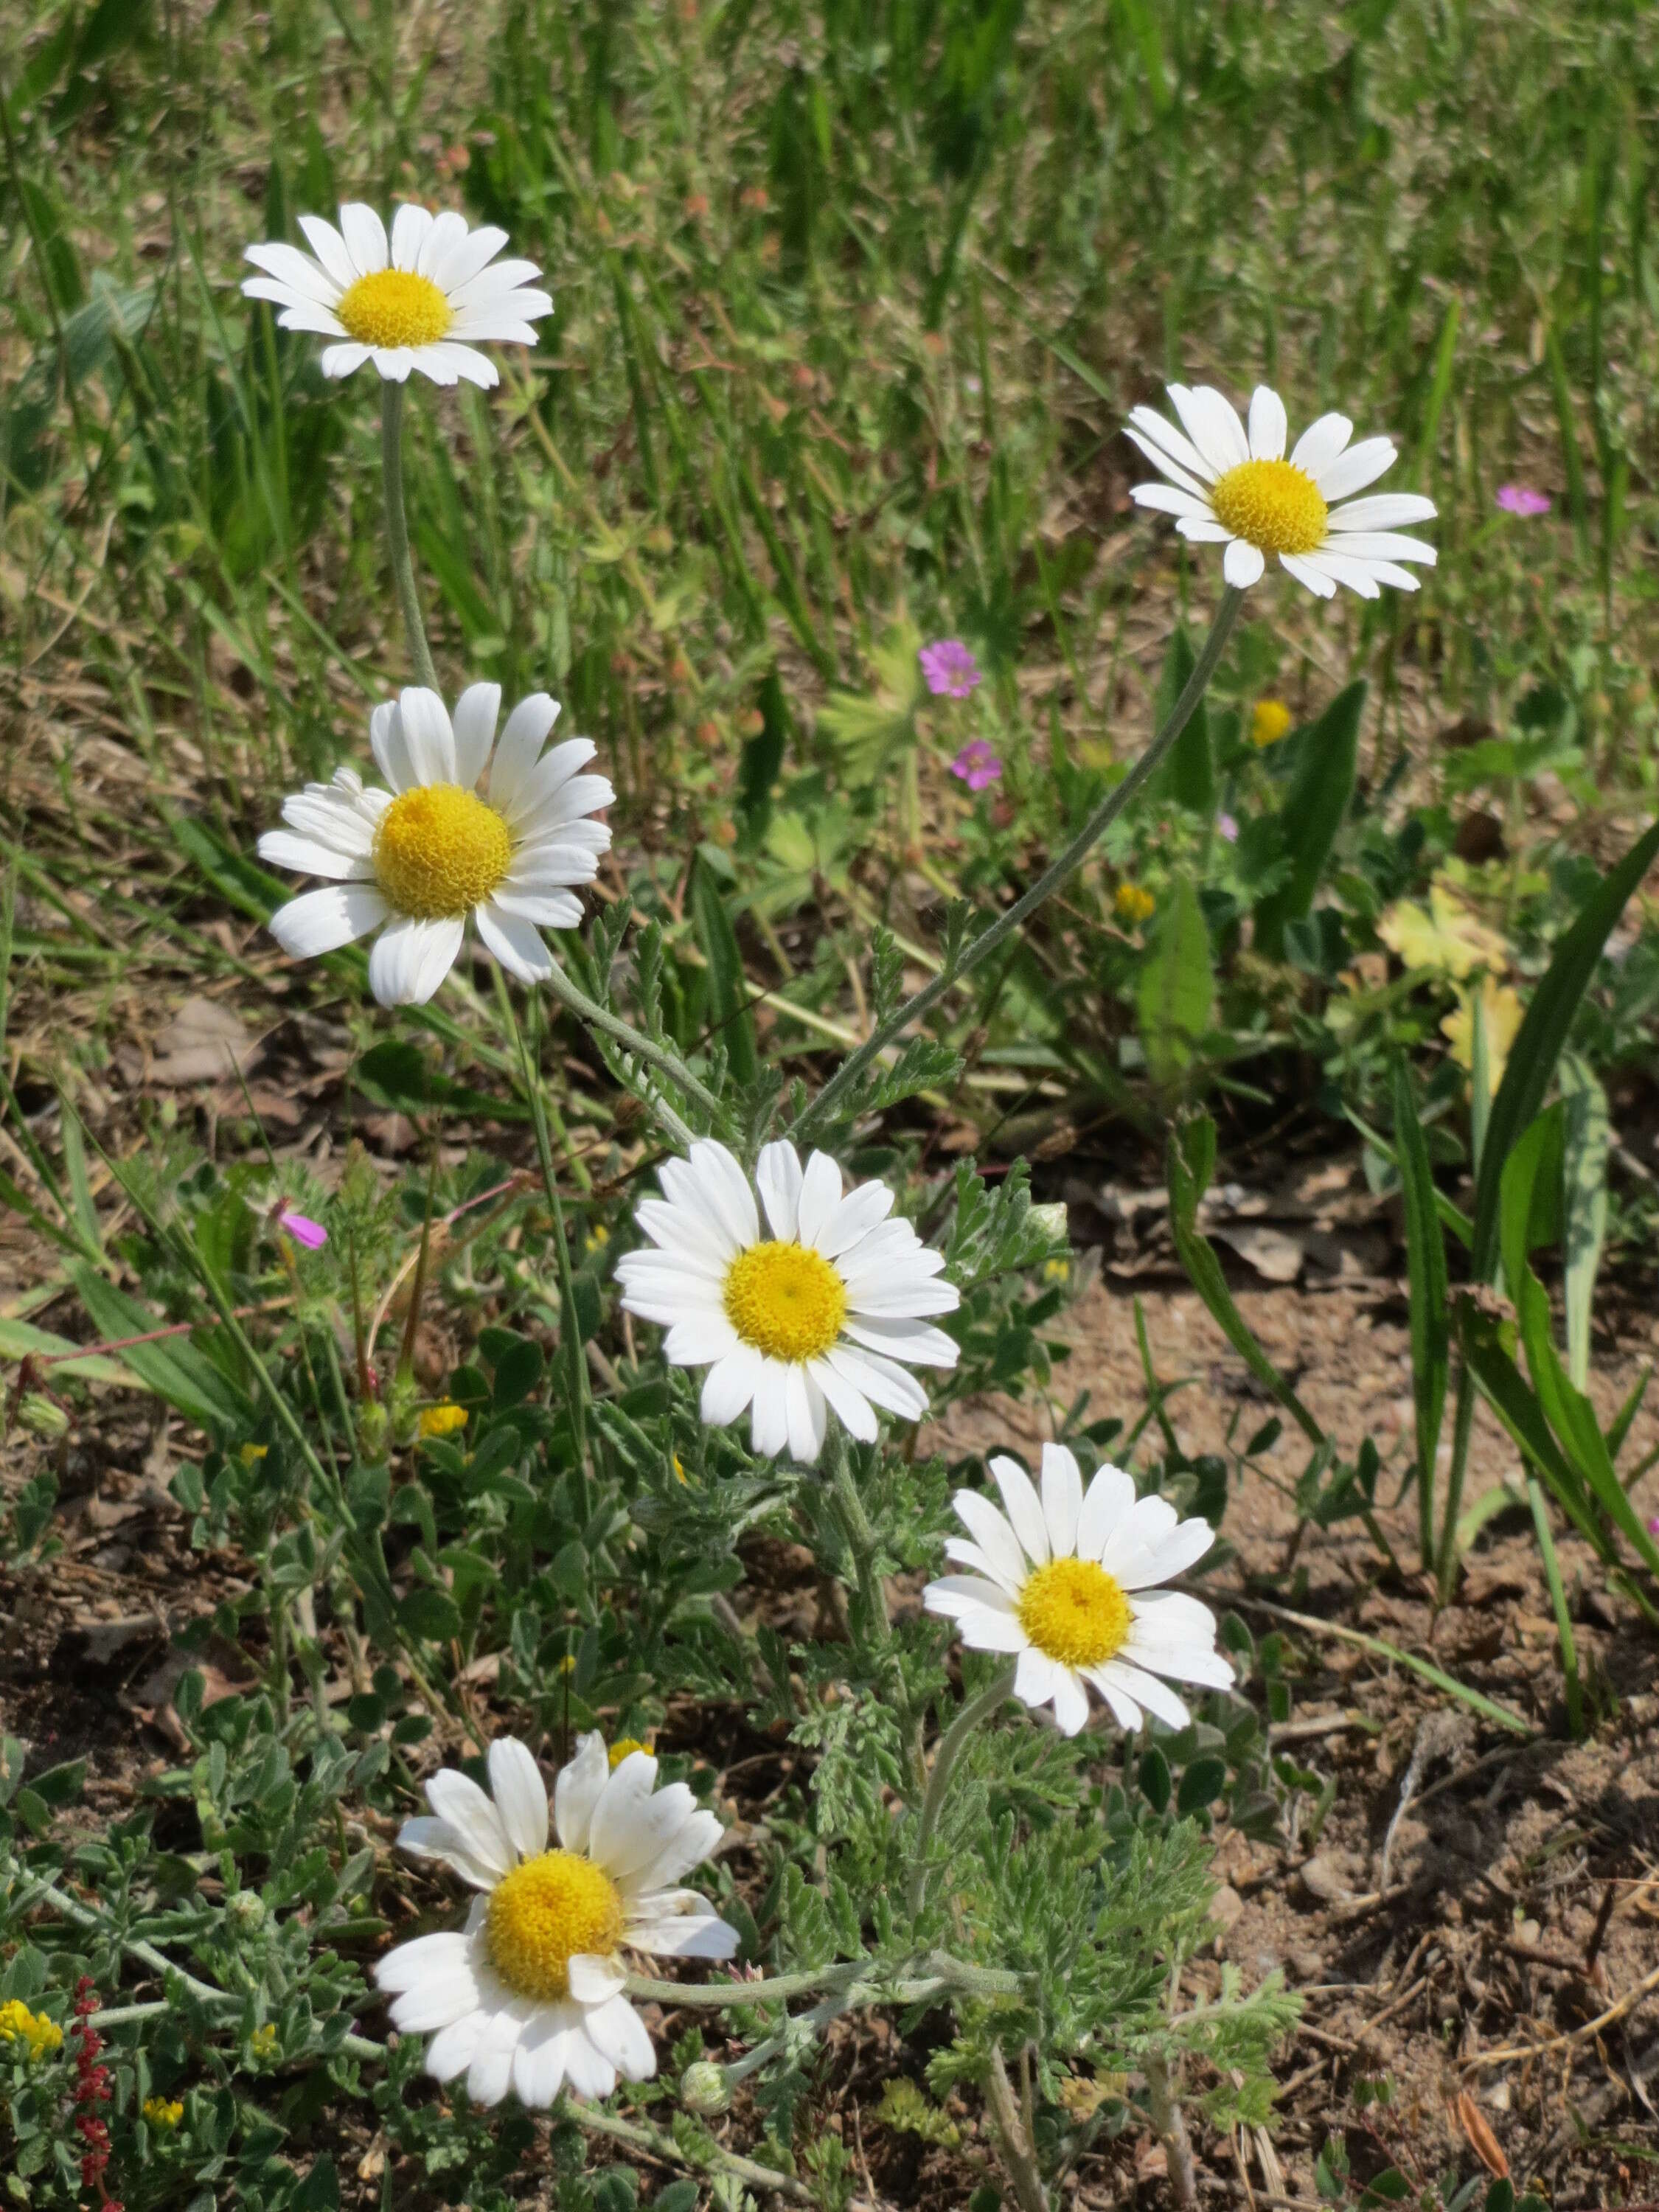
[
  {"left": 799, "top": 587, "right": 1242, "bottom": 1139},
  {"left": 562, "top": 2097, "right": 812, "bottom": 2201},
  {"left": 908, "top": 1663, "right": 1017, "bottom": 1916},
  {"left": 380, "top": 380, "right": 439, "bottom": 691},
  {"left": 541, "top": 950, "right": 719, "bottom": 1146},
  {"left": 498, "top": 974, "right": 591, "bottom": 1503}
]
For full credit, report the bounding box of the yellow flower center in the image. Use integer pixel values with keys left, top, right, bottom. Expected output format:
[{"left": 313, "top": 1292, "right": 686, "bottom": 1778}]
[
  {"left": 485, "top": 1850, "right": 625, "bottom": 2002},
  {"left": 373, "top": 785, "right": 513, "bottom": 919},
  {"left": 335, "top": 268, "right": 453, "bottom": 351},
  {"left": 723, "top": 1239, "right": 847, "bottom": 1363},
  {"left": 1210, "top": 459, "right": 1328, "bottom": 556},
  {"left": 1018, "top": 1558, "right": 1131, "bottom": 1669},
  {"left": 608, "top": 1737, "right": 650, "bottom": 1769}
]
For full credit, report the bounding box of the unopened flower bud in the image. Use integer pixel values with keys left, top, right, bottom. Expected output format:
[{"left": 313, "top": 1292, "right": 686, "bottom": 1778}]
[
  {"left": 1029, "top": 1202, "right": 1068, "bottom": 1245},
  {"left": 680, "top": 2061, "right": 731, "bottom": 2115},
  {"left": 227, "top": 1891, "right": 266, "bottom": 1932},
  {"left": 18, "top": 1394, "right": 69, "bottom": 1441}
]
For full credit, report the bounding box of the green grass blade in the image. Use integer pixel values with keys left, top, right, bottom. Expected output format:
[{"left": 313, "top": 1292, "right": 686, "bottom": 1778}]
[{"left": 1391, "top": 1058, "right": 1448, "bottom": 1568}]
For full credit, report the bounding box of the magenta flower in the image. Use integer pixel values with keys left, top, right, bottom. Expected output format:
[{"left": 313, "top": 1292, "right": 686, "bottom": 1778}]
[
  {"left": 1648, "top": 1512, "right": 1659, "bottom": 1538},
  {"left": 1216, "top": 812, "right": 1239, "bottom": 843},
  {"left": 949, "top": 739, "right": 1003, "bottom": 793},
  {"left": 276, "top": 1206, "right": 327, "bottom": 1251},
  {"left": 1495, "top": 484, "right": 1551, "bottom": 518},
  {"left": 919, "top": 639, "right": 982, "bottom": 698}
]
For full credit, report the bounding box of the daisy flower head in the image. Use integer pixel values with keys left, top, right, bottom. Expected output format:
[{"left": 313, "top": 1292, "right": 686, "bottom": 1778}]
[
  {"left": 242, "top": 203, "right": 552, "bottom": 388},
  {"left": 1127, "top": 383, "right": 1437, "bottom": 599},
  {"left": 923, "top": 1443, "right": 1231, "bottom": 1736},
  {"left": 376, "top": 1734, "right": 737, "bottom": 2108},
  {"left": 260, "top": 684, "right": 613, "bottom": 1007},
  {"left": 613, "top": 1138, "right": 960, "bottom": 1464}
]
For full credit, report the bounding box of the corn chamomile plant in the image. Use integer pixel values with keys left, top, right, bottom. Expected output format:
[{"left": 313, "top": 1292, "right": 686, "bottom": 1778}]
[{"left": 8, "top": 246, "right": 1416, "bottom": 2212}]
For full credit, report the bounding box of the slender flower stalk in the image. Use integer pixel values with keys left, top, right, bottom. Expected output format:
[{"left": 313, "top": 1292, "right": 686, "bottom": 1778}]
[
  {"left": 799, "top": 588, "right": 1242, "bottom": 1140},
  {"left": 382, "top": 382, "right": 439, "bottom": 692}
]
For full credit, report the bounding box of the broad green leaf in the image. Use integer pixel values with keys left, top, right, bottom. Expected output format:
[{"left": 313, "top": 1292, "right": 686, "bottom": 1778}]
[
  {"left": 0, "top": 1317, "right": 137, "bottom": 1390},
  {"left": 1253, "top": 680, "right": 1365, "bottom": 955},
  {"left": 67, "top": 1264, "right": 252, "bottom": 1434},
  {"left": 1153, "top": 626, "right": 1213, "bottom": 815},
  {"left": 1138, "top": 877, "right": 1212, "bottom": 1088},
  {"left": 1471, "top": 814, "right": 1659, "bottom": 1281}
]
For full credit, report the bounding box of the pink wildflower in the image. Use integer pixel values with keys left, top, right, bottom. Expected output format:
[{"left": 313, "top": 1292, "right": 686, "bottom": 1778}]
[
  {"left": 276, "top": 1207, "right": 327, "bottom": 1251},
  {"left": 1495, "top": 484, "right": 1551, "bottom": 517},
  {"left": 919, "top": 639, "right": 982, "bottom": 698},
  {"left": 949, "top": 739, "right": 1003, "bottom": 793}
]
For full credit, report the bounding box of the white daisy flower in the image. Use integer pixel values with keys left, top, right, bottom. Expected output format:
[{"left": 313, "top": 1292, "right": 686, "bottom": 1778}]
[
  {"left": 260, "top": 684, "right": 613, "bottom": 1007},
  {"left": 613, "top": 1138, "right": 960, "bottom": 1464},
  {"left": 242, "top": 202, "right": 552, "bottom": 388},
  {"left": 923, "top": 1443, "right": 1232, "bottom": 1737},
  {"left": 375, "top": 1733, "right": 738, "bottom": 2109},
  {"left": 1126, "top": 383, "right": 1437, "bottom": 599}
]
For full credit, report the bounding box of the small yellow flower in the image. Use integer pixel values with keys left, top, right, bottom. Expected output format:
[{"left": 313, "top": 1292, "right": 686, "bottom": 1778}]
[
  {"left": 1250, "top": 698, "right": 1293, "bottom": 748},
  {"left": 419, "top": 1402, "right": 468, "bottom": 1439},
  {"left": 143, "top": 2096, "right": 184, "bottom": 2130},
  {"left": 585, "top": 1222, "right": 611, "bottom": 1254},
  {"left": 672, "top": 1454, "right": 687, "bottom": 1484},
  {"left": 608, "top": 1736, "right": 652, "bottom": 1769},
  {"left": 239, "top": 1442, "right": 269, "bottom": 1469},
  {"left": 557, "top": 1653, "right": 578, "bottom": 1677},
  {"left": 0, "top": 2000, "right": 62, "bottom": 2061},
  {"left": 1042, "top": 1256, "right": 1071, "bottom": 1284},
  {"left": 1115, "top": 882, "right": 1156, "bottom": 926},
  {"left": 249, "top": 2024, "right": 279, "bottom": 2058},
  {"left": 1443, "top": 976, "right": 1523, "bottom": 1096}
]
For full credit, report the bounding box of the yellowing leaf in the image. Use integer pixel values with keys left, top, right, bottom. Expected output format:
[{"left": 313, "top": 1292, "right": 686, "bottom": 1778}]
[
  {"left": 1379, "top": 881, "right": 1509, "bottom": 980},
  {"left": 1443, "top": 976, "right": 1523, "bottom": 1096}
]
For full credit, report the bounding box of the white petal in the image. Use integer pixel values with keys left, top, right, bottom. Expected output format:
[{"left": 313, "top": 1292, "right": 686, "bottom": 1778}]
[
  {"left": 815, "top": 1180, "right": 896, "bottom": 1259},
  {"left": 338, "top": 201, "right": 390, "bottom": 277},
  {"left": 448, "top": 255, "right": 543, "bottom": 309},
  {"left": 1085, "top": 1666, "right": 1143, "bottom": 1731},
  {"left": 425, "top": 1769, "right": 514, "bottom": 1877},
  {"left": 554, "top": 1733, "right": 610, "bottom": 1854},
  {"left": 1169, "top": 384, "right": 1249, "bottom": 475},
  {"left": 795, "top": 1150, "right": 845, "bottom": 1247},
  {"left": 319, "top": 343, "right": 371, "bottom": 379},
  {"left": 663, "top": 1312, "right": 742, "bottom": 1365},
  {"left": 567, "top": 1952, "right": 628, "bottom": 2004},
  {"left": 786, "top": 1366, "right": 828, "bottom": 1462},
  {"left": 1051, "top": 1668, "right": 1091, "bottom": 1737},
  {"left": 448, "top": 308, "right": 549, "bottom": 344},
  {"left": 474, "top": 900, "right": 554, "bottom": 983},
  {"left": 375, "top": 1930, "right": 475, "bottom": 1993},
  {"left": 597, "top": 1781, "right": 699, "bottom": 1885},
  {"left": 943, "top": 1535, "right": 1025, "bottom": 1597},
  {"left": 807, "top": 1356, "right": 878, "bottom": 1443},
  {"left": 368, "top": 915, "right": 463, "bottom": 1006},
  {"left": 452, "top": 681, "right": 501, "bottom": 790},
  {"left": 755, "top": 1139, "right": 804, "bottom": 1240},
  {"left": 270, "top": 883, "right": 387, "bottom": 958},
  {"left": 1279, "top": 552, "right": 1339, "bottom": 599},
  {"left": 258, "top": 830, "right": 373, "bottom": 880},
  {"left": 1077, "top": 1462, "right": 1136, "bottom": 1560},
  {"left": 1222, "top": 536, "right": 1266, "bottom": 588},
  {"left": 467, "top": 2008, "right": 529, "bottom": 2107},
  {"left": 988, "top": 1455, "right": 1050, "bottom": 1565},
  {"left": 433, "top": 220, "right": 509, "bottom": 293},
  {"left": 821, "top": 1344, "right": 928, "bottom": 1422},
  {"left": 1289, "top": 411, "right": 1353, "bottom": 478},
  {"left": 498, "top": 732, "right": 597, "bottom": 828},
  {"left": 390, "top": 203, "right": 434, "bottom": 271},
  {"left": 386, "top": 1960, "right": 485, "bottom": 2033},
  {"left": 1326, "top": 493, "right": 1437, "bottom": 532},
  {"left": 1127, "top": 1590, "right": 1222, "bottom": 1642},
  {"left": 488, "top": 888, "right": 583, "bottom": 931},
  {"left": 1129, "top": 481, "right": 1217, "bottom": 521},
  {"left": 1302, "top": 549, "right": 1382, "bottom": 599},
  {"left": 512, "top": 2016, "right": 572, "bottom": 2106},
  {"left": 257, "top": 296, "right": 349, "bottom": 337},
  {"left": 395, "top": 1815, "right": 504, "bottom": 1892},
  {"left": 1176, "top": 516, "right": 1233, "bottom": 543},
  {"left": 749, "top": 1363, "right": 792, "bottom": 1457},
  {"left": 630, "top": 1809, "right": 724, "bottom": 1895},
  {"left": 625, "top": 1913, "right": 739, "bottom": 1960},
  {"left": 296, "top": 215, "right": 356, "bottom": 291},
  {"left": 1122, "top": 1636, "right": 1234, "bottom": 1691},
  {"left": 561, "top": 2020, "right": 618, "bottom": 2101},
  {"left": 1014, "top": 1646, "right": 1060, "bottom": 1711},
  {"left": 418, "top": 209, "right": 471, "bottom": 281},
  {"left": 922, "top": 1573, "right": 1017, "bottom": 1618},
  {"left": 487, "top": 703, "right": 567, "bottom": 818},
  {"left": 686, "top": 1139, "right": 762, "bottom": 1253},
  {"left": 840, "top": 1314, "right": 959, "bottom": 1368},
  {"left": 1098, "top": 1658, "right": 1190, "bottom": 1730},
  {"left": 1247, "top": 386, "right": 1287, "bottom": 460},
  {"left": 700, "top": 1346, "right": 764, "bottom": 1425},
  {"left": 950, "top": 1489, "right": 1029, "bottom": 1588},
  {"left": 581, "top": 1994, "right": 656, "bottom": 2081},
  {"left": 1316, "top": 530, "right": 1436, "bottom": 566},
  {"left": 243, "top": 240, "right": 339, "bottom": 305},
  {"left": 424, "top": 2009, "right": 487, "bottom": 2082},
  {"left": 956, "top": 1606, "right": 1032, "bottom": 1654},
  {"left": 1125, "top": 405, "right": 1218, "bottom": 487},
  {"left": 1040, "top": 1442, "right": 1084, "bottom": 1557},
  {"left": 417, "top": 341, "right": 498, "bottom": 389},
  {"left": 396, "top": 686, "right": 457, "bottom": 787},
  {"left": 487, "top": 1738, "right": 550, "bottom": 1860},
  {"left": 1316, "top": 435, "right": 1397, "bottom": 501},
  {"left": 369, "top": 698, "right": 414, "bottom": 792}
]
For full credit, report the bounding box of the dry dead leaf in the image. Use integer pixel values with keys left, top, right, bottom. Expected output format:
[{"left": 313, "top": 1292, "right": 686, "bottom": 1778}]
[
  {"left": 1454, "top": 2090, "right": 1509, "bottom": 2179},
  {"left": 149, "top": 995, "right": 264, "bottom": 1085}
]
